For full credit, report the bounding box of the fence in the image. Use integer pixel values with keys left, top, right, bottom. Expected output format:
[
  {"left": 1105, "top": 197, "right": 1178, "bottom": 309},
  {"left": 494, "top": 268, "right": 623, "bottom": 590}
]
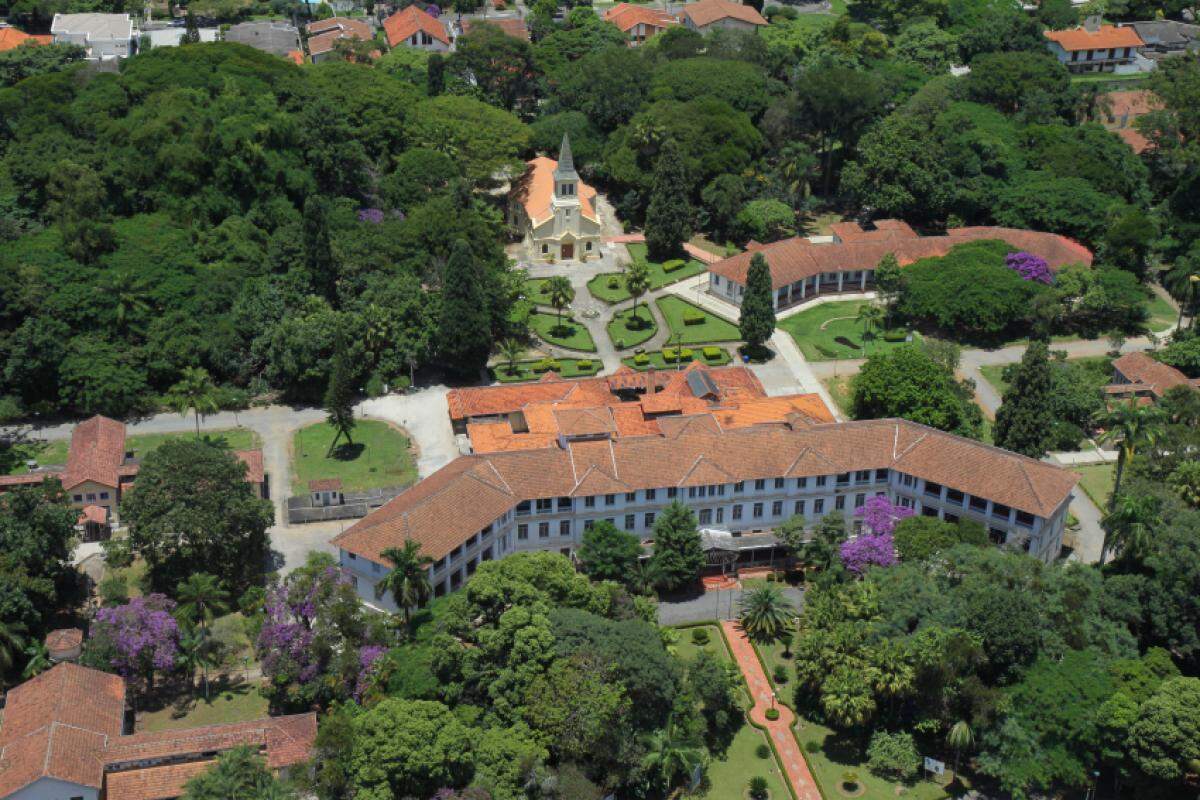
[{"left": 285, "top": 485, "right": 406, "bottom": 525}]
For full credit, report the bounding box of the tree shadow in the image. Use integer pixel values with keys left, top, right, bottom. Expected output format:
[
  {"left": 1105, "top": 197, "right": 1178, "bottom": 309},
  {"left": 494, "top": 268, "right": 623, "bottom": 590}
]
[{"left": 330, "top": 442, "right": 365, "bottom": 461}]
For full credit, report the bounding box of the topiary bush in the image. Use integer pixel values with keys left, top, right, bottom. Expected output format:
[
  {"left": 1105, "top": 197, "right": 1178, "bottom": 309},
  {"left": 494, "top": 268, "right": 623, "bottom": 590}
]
[
  {"left": 749, "top": 776, "right": 770, "bottom": 799},
  {"left": 664, "top": 347, "right": 680, "bottom": 362},
  {"left": 772, "top": 664, "right": 789, "bottom": 684},
  {"left": 634, "top": 353, "right": 650, "bottom": 366},
  {"left": 691, "top": 627, "right": 710, "bottom": 645},
  {"left": 607, "top": 276, "right": 621, "bottom": 289},
  {"left": 703, "top": 346, "right": 722, "bottom": 359},
  {"left": 764, "top": 707, "right": 780, "bottom": 721},
  {"left": 663, "top": 258, "right": 686, "bottom": 273},
  {"left": 574, "top": 359, "right": 592, "bottom": 371},
  {"left": 756, "top": 743, "right": 771, "bottom": 759},
  {"left": 683, "top": 309, "right": 706, "bottom": 325},
  {"left": 679, "top": 347, "right": 694, "bottom": 360}
]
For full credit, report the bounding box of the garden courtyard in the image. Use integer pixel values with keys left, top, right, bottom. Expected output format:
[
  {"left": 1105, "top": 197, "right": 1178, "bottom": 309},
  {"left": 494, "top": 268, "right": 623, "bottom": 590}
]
[
  {"left": 290, "top": 419, "right": 417, "bottom": 494},
  {"left": 778, "top": 300, "right": 915, "bottom": 361}
]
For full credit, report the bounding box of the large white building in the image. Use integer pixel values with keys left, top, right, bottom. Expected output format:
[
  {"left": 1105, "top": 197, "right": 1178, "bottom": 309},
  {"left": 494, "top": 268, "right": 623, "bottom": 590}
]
[
  {"left": 50, "top": 13, "right": 136, "bottom": 59},
  {"left": 510, "top": 134, "right": 603, "bottom": 262},
  {"left": 334, "top": 414, "right": 1078, "bottom": 612}
]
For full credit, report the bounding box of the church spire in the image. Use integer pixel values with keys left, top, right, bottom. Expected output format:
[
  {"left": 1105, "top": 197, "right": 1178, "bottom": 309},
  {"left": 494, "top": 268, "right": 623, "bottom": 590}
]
[{"left": 553, "top": 133, "right": 578, "bottom": 183}]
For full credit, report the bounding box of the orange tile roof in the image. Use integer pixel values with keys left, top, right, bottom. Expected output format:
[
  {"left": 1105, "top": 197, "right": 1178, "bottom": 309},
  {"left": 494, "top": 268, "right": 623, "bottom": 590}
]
[
  {"left": 235, "top": 449, "right": 265, "bottom": 485},
  {"left": 334, "top": 417, "right": 1079, "bottom": 564},
  {"left": 77, "top": 504, "right": 108, "bottom": 525},
  {"left": 306, "top": 16, "right": 373, "bottom": 55},
  {"left": 103, "top": 714, "right": 317, "bottom": 770},
  {"left": 603, "top": 3, "right": 677, "bottom": 33},
  {"left": 285, "top": 48, "right": 304, "bottom": 64},
  {"left": 44, "top": 628, "right": 83, "bottom": 654},
  {"left": 462, "top": 17, "right": 529, "bottom": 41},
  {"left": 383, "top": 5, "right": 449, "bottom": 47},
  {"left": 1044, "top": 24, "right": 1144, "bottom": 51},
  {"left": 683, "top": 0, "right": 766, "bottom": 27},
  {"left": 1106, "top": 89, "right": 1159, "bottom": 119},
  {"left": 0, "top": 26, "right": 52, "bottom": 52},
  {"left": 61, "top": 415, "right": 127, "bottom": 490},
  {"left": 1109, "top": 351, "right": 1199, "bottom": 398},
  {"left": 512, "top": 156, "right": 598, "bottom": 227},
  {"left": 309, "top": 477, "right": 343, "bottom": 491},
  {"left": 105, "top": 760, "right": 216, "bottom": 800},
  {"left": 708, "top": 220, "right": 1093, "bottom": 289}
]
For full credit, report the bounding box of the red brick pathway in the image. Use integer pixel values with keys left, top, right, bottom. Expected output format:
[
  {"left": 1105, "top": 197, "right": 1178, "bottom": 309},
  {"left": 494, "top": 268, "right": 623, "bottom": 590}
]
[{"left": 721, "top": 620, "right": 823, "bottom": 800}]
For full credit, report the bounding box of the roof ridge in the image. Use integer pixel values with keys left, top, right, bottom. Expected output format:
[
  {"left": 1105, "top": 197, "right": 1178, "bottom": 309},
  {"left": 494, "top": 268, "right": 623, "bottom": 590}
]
[{"left": 677, "top": 453, "right": 734, "bottom": 486}]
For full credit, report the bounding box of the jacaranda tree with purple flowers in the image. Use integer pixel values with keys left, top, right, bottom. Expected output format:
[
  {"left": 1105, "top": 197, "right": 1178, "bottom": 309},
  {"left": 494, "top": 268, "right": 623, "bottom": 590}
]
[
  {"left": 840, "top": 533, "right": 899, "bottom": 575},
  {"left": 257, "top": 553, "right": 390, "bottom": 711},
  {"left": 855, "top": 495, "right": 914, "bottom": 536},
  {"left": 1005, "top": 251, "right": 1053, "bottom": 285},
  {"left": 89, "top": 594, "right": 180, "bottom": 689}
]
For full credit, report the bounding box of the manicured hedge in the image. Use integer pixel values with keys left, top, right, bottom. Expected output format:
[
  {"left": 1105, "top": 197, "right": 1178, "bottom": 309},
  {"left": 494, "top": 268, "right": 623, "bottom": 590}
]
[{"left": 683, "top": 309, "right": 706, "bottom": 326}]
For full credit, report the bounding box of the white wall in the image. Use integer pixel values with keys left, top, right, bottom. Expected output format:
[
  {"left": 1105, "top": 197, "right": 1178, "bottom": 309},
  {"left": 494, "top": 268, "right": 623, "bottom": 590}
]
[{"left": 8, "top": 776, "right": 99, "bottom": 800}]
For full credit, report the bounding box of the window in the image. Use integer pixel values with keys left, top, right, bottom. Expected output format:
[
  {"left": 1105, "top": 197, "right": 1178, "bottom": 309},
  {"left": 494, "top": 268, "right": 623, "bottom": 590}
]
[
  {"left": 586, "top": 241, "right": 593, "bottom": 251},
  {"left": 734, "top": 481, "right": 745, "bottom": 493},
  {"left": 855, "top": 470, "right": 871, "bottom": 484},
  {"left": 796, "top": 477, "right": 807, "bottom": 489},
  {"left": 854, "top": 493, "right": 866, "bottom": 508},
  {"left": 606, "top": 518, "right": 615, "bottom": 526},
  {"left": 585, "top": 496, "right": 596, "bottom": 508},
  {"left": 924, "top": 481, "right": 943, "bottom": 498},
  {"left": 899, "top": 497, "right": 913, "bottom": 509},
  {"left": 625, "top": 514, "right": 635, "bottom": 530},
  {"left": 754, "top": 479, "right": 766, "bottom": 491},
  {"left": 922, "top": 505, "right": 939, "bottom": 517},
  {"left": 73, "top": 494, "right": 82, "bottom": 502},
  {"left": 560, "top": 520, "right": 571, "bottom": 536},
  {"left": 875, "top": 468, "right": 889, "bottom": 481},
  {"left": 584, "top": 519, "right": 595, "bottom": 531},
  {"left": 902, "top": 474, "right": 915, "bottom": 487},
  {"left": 774, "top": 478, "right": 785, "bottom": 489},
  {"left": 836, "top": 472, "right": 851, "bottom": 486},
  {"left": 450, "top": 545, "right": 462, "bottom": 559},
  {"left": 688, "top": 486, "right": 697, "bottom": 498},
  {"left": 465, "top": 534, "right": 478, "bottom": 548},
  {"left": 667, "top": 487, "right": 678, "bottom": 498},
  {"left": 771, "top": 500, "right": 783, "bottom": 516},
  {"left": 625, "top": 492, "right": 637, "bottom": 502},
  {"left": 816, "top": 476, "right": 828, "bottom": 487},
  {"left": 794, "top": 500, "right": 806, "bottom": 515},
  {"left": 732, "top": 504, "right": 743, "bottom": 520},
  {"left": 645, "top": 512, "right": 656, "bottom": 527},
  {"left": 1015, "top": 511, "right": 1035, "bottom": 528},
  {"left": 835, "top": 495, "right": 845, "bottom": 510},
  {"left": 605, "top": 494, "right": 616, "bottom": 506},
  {"left": 991, "top": 503, "right": 1011, "bottom": 520},
  {"left": 989, "top": 527, "right": 1007, "bottom": 545},
  {"left": 969, "top": 495, "right": 987, "bottom": 512},
  {"left": 646, "top": 488, "right": 657, "bottom": 501},
  {"left": 753, "top": 502, "right": 764, "bottom": 519},
  {"left": 558, "top": 497, "right": 572, "bottom": 510},
  {"left": 516, "top": 500, "right": 531, "bottom": 516},
  {"left": 99, "top": 491, "right": 109, "bottom": 500},
  {"left": 699, "top": 509, "right": 712, "bottom": 524},
  {"left": 944, "top": 513, "right": 960, "bottom": 524},
  {"left": 539, "top": 522, "right": 550, "bottom": 539},
  {"left": 814, "top": 498, "right": 824, "bottom": 514},
  {"left": 716, "top": 507, "right": 724, "bottom": 523},
  {"left": 536, "top": 498, "right": 552, "bottom": 512},
  {"left": 86, "top": 493, "right": 96, "bottom": 501},
  {"left": 434, "top": 557, "right": 446, "bottom": 571},
  {"left": 348, "top": 552, "right": 357, "bottom": 560},
  {"left": 946, "top": 489, "right": 965, "bottom": 506}
]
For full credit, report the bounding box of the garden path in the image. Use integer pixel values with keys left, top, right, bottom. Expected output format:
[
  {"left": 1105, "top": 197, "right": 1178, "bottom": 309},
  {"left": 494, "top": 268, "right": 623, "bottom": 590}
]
[{"left": 722, "top": 620, "right": 822, "bottom": 800}]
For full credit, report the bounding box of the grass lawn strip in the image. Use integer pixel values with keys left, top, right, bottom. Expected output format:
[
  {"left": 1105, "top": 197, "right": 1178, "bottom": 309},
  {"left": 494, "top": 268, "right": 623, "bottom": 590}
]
[
  {"left": 1076, "top": 462, "right": 1116, "bottom": 507},
  {"left": 290, "top": 419, "right": 417, "bottom": 495},
  {"left": 527, "top": 311, "right": 598, "bottom": 352},
  {"left": 138, "top": 681, "right": 269, "bottom": 733},
  {"left": 492, "top": 357, "right": 601, "bottom": 383},
  {"left": 3, "top": 428, "right": 260, "bottom": 476},
  {"left": 778, "top": 300, "right": 915, "bottom": 361},
  {"left": 607, "top": 306, "right": 658, "bottom": 349},
  {"left": 587, "top": 243, "right": 708, "bottom": 303},
  {"left": 656, "top": 295, "right": 741, "bottom": 344},
  {"left": 820, "top": 376, "right": 854, "bottom": 418},
  {"left": 1145, "top": 291, "right": 1178, "bottom": 331}
]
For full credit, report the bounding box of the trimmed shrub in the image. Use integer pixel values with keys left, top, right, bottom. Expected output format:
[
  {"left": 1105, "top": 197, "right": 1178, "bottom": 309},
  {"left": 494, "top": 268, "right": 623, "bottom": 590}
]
[
  {"left": 664, "top": 347, "right": 680, "bottom": 362},
  {"left": 531, "top": 358, "right": 559, "bottom": 373},
  {"left": 764, "top": 707, "right": 780, "bottom": 721},
  {"left": 679, "top": 348, "right": 694, "bottom": 361},
  {"left": 683, "top": 309, "right": 706, "bottom": 326},
  {"left": 574, "top": 360, "right": 593, "bottom": 371},
  {"left": 882, "top": 329, "right": 908, "bottom": 342},
  {"left": 616, "top": 339, "right": 625, "bottom": 349},
  {"left": 703, "top": 346, "right": 723, "bottom": 359},
  {"left": 772, "top": 664, "right": 789, "bottom": 684},
  {"left": 805, "top": 740, "right": 821, "bottom": 753},
  {"left": 691, "top": 627, "right": 710, "bottom": 645},
  {"left": 607, "top": 276, "right": 621, "bottom": 289},
  {"left": 663, "top": 258, "right": 686, "bottom": 273},
  {"left": 756, "top": 743, "right": 771, "bottom": 759},
  {"left": 866, "top": 730, "right": 920, "bottom": 782},
  {"left": 634, "top": 353, "right": 650, "bottom": 366},
  {"left": 749, "top": 776, "right": 770, "bottom": 799}
]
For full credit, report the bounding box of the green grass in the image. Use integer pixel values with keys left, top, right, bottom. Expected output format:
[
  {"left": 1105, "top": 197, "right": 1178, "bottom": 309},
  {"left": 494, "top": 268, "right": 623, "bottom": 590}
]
[
  {"left": 656, "top": 296, "right": 741, "bottom": 344},
  {"left": 492, "top": 357, "right": 602, "bottom": 383},
  {"left": 2, "top": 439, "right": 71, "bottom": 474},
  {"left": 587, "top": 243, "right": 708, "bottom": 303},
  {"left": 980, "top": 356, "right": 1114, "bottom": 402},
  {"left": 1146, "top": 292, "right": 1178, "bottom": 331},
  {"left": 621, "top": 347, "right": 732, "bottom": 370},
  {"left": 290, "top": 419, "right": 416, "bottom": 494},
  {"left": 523, "top": 277, "right": 574, "bottom": 306},
  {"left": 1076, "top": 462, "right": 1116, "bottom": 507},
  {"left": 139, "top": 681, "right": 269, "bottom": 733},
  {"left": 2, "top": 428, "right": 259, "bottom": 476},
  {"left": 778, "top": 301, "right": 915, "bottom": 361},
  {"left": 1070, "top": 71, "right": 1148, "bottom": 85},
  {"left": 702, "top": 720, "right": 793, "bottom": 800},
  {"left": 673, "top": 624, "right": 732, "bottom": 664},
  {"left": 607, "top": 306, "right": 658, "bottom": 349},
  {"left": 528, "top": 311, "right": 597, "bottom": 352},
  {"left": 821, "top": 375, "right": 854, "bottom": 418},
  {"left": 979, "top": 364, "right": 1009, "bottom": 396}
]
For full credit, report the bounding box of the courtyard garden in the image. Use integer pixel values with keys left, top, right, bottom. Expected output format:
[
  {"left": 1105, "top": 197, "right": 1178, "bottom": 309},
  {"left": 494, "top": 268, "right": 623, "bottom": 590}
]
[
  {"left": 607, "top": 306, "right": 658, "bottom": 349},
  {"left": 622, "top": 346, "right": 732, "bottom": 370},
  {"left": 778, "top": 300, "right": 916, "bottom": 361},
  {"left": 492, "top": 357, "right": 601, "bottom": 383},
  {"left": 527, "top": 311, "right": 598, "bottom": 352},
  {"left": 523, "top": 277, "right": 574, "bottom": 306},
  {"left": 290, "top": 419, "right": 416, "bottom": 494},
  {"left": 656, "top": 296, "right": 741, "bottom": 344},
  {"left": 587, "top": 243, "right": 708, "bottom": 303}
]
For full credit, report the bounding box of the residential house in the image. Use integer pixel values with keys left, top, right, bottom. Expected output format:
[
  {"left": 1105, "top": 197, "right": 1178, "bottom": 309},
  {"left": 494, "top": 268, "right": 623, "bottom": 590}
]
[
  {"left": 461, "top": 17, "right": 529, "bottom": 42},
  {"left": 1120, "top": 19, "right": 1200, "bottom": 62},
  {"left": 306, "top": 16, "right": 375, "bottom": 62},
  {"left": 0, "top": 662, "right": 316, "bottom": 800},
  {"left": 141, "top": 24, "right": 220, "bottom": 47},
  {"left": 0, "top": 24, "right": 52, "bottom": 52},
  {"left": 706, "top": 219, "right": 1093, "bottom": 311},
  {"left": 603, "top": 3, "right": 677, "bottom": 45},
  {"left": 50, "top": 13, "right": 136, "bottom": 60},
  {"left": 681, "top": 0, "right": 767, "bottom": 34},
  {"left": 1099, "top": 89, "right": 1160, "bottom": 154},
  {"left": 1106, "top": 351, "right": 1200, "bottom": 403},
  {"left": 1044, "top": 17, "right": 1144, "bottom": 74},
  {"left": 383, "top": 5, "right": 451, "bottom": 51},
  {"left": 333, "top": 411, "right": 1080, "bottom": 608},
  {"left": 509, "top": 134, "right": 602, "bottom": 262},
  {"left": 224, "top": 20, "right": 300, "bottom": 56}
]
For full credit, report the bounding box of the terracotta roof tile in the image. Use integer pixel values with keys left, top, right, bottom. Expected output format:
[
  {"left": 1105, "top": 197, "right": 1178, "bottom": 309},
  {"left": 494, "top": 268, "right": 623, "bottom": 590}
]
[
  {"left": 462, "top": 17, "right": 529, "bottom": 40},
  {"left": 0, "top": 27, "right": 52, "bottom": 52},
  {"left": 683, "top": 0, "right": 766, "bottom": 26},
  {"left": 103, "top": 714, "right": 316, "bottom": 770},
  {"left": 235, "top": 449, "right": 265, "bottom": 485},
  {"left": 308, "top": 477, "right": 343, "bottom": 491},
  {"left": 77, "top": 504, "right": 108, "bottom": 525},
  {"left": 603, "top": 3, "right": 677, "bottom": 32},
  {"left": 1109, "top": 351, "right": 1198, "bottom": 398},
  {"left": 512, "top": 156, "right": 598, "bottom": 226},
  {"left": 44, "top": 628, "right": 83, "bottom": 654},
  {"left": 61, "top": 415, "right": 127, "bottom": 490},
  {"left": 104, "top": 760, "right": 216, "bottom": 800},
  {"left": 383, "top": 5, "right": 449, "bottom": 46},
  {"left": 1044, "top": 24, "right": 1143, "bottom": 51}
]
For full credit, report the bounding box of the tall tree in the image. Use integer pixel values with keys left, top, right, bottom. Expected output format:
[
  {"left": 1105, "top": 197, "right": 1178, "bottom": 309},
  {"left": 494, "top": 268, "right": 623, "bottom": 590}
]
[
  {"left": 874, "top": 253, "right": 902, "bottom": 326},
  {"left": 644, "top": 139, "right": 692, "bottom": 261},
  {"left": 438, "top": 239, "right": 494, "bottom": 375},
  {"left": 324, "top": 335, "right": 358, "bottom": 455},
  {"left": 498, "top": 338, "right": 524, "bottom": 377},
  {"left": 640, "top": 714, "right": 707, "bottom": 795},
  {"left": 175, "top": 573, "right": 230, "bottom": 635},
  {"left": 739, "top": 585, "right": 796, "bottom": 643},
  {"left": 183, "top": 9, "right": 200, "bottom": 44},
  {"left": 739, "top": 252, "right": 776, "bottom": 357},
  {"left": 1102, "top": 494, "right": 1160, "bottom": 566},
  {"left": 375, "top": 540, "right": 434, "bottom": 628},
  {"left": 647, "top": 501, "right": 705, "bottom": 591},
  {"left": 626, "top": 260, "right": 650, "bottom": 328},
  {"left": 303, "top": 196, "right": 337, "bottom": 302},
  {"left": 856, "top": 303, "right": 886, "bottom": 356},
  {"left": 182, "top": 746, "right": 296, "bottom": 800},
  {"left": 993, "top": 340, "right": 1055, "bottom": 458},
  {"left": 427, "top": 52, "right": 445, "bottom": 96},
  {"left": 545, "top": 275, "right": 574, "bottom": 337},
  {"left": 947, "top": 720, "right": 974, "bottom": 785},
  {"left": 579, "top": 520, "right": 643, "bottom": 584},
  {"left": 166, "top": 367, "right": 220, "bottom": 439},
  {"left": 1095, "top": 399, "right": 1166, "bottom": 521}
]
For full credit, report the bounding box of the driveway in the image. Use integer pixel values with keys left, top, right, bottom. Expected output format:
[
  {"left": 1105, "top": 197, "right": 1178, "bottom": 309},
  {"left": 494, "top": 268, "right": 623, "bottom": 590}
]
[{"left": 657, "top": 584, "right": 804, "bottom": 626}]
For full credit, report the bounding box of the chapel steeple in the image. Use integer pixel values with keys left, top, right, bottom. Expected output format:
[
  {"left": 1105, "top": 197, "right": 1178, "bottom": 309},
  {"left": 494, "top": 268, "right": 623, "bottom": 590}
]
[{"left": 553, "top": 133, "right": 578, "bottom": 200}]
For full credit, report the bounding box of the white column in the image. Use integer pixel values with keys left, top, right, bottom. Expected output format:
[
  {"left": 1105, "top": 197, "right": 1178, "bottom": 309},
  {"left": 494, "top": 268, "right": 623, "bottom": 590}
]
[
  {"left": 861, "top": 271, "right": 867, "bottom": 290},
  {"left": 800, "top": 280, "right": 806, "bottom": 300},
  {"left": 837, "top": 272, "right": 844, "bottom": 292}
]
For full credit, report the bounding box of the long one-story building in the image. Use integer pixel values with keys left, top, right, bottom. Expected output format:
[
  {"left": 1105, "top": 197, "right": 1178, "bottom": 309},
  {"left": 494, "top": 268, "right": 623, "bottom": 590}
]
[
  {"left": 333, "top": 406, "right": 1079, "bottom": 610},
  {"left": 705, "top": 220, "right": 1094, "bottom": 312}
]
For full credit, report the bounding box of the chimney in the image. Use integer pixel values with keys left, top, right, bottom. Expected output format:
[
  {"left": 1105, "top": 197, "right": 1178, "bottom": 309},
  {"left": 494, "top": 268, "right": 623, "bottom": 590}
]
[
  {"left": 647, "top": 365, "right": 657, "bottom": 394},
  {"left": 1084, "top": 14, "right": 1101, "bottom": 32}
]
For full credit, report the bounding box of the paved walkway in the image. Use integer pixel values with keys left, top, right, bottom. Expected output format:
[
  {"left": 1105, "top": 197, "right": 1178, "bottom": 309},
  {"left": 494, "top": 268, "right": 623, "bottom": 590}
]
[{"left": 721, "top": 620, "right": 822, "bottom": 800}]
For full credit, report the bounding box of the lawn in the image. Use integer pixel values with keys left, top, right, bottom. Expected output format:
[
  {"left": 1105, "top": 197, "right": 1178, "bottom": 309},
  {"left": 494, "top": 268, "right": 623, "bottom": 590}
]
[
  {"left": 523, "top": 277, "right": 574, "bottom": 306},
  {"left": 821, "top": 375, "right": 854, "bottom": 418},
  {"left": 674, "top": 624, "right": 732, "bottom": 664},
  {"left": 1146, "top": 291, "right": 1178, "bottom": 331},
  {"left": 607, "top": 306, "right": 658, "bottom": 349},
  {"left": 979, "top": 364, "right": 1009, "bottom": 396},
  {"left": 587, "top": 243, "right": 708, "bottom": 303},
  {"left": 492, "top": 357, "right": 601, "bottom": 383},
  {"left": 656, "top": 296, "right": 741, "bottom": 344},
  {"left": 2, "top": 427, "right": 260, "bottom": 476},
  {"left": 980, "top": 356, "right": 1114, "bottom": 404},
  {"left": 528, "top": 311, "right": 597, "bottom": 352},
  {"left": 290, "top": 419, "right": 416, "bottom": 494},
  {"left": 778, "top": 301, "right": 915, "bottom": 361},
  {"left": 138, "top": 680, "right": 268, "bottom": 733},
  {"left": 2, "top": 438, "right": 70, "bottom": 474},
  {"left": 1076, "top": 462, "right": 1116, "bottom": 507},
  {"left": 702, "top": 720, "right": 793, "bottom": 800},
  {"left": 622, "top": 346, "right": 732, "bottom": 370}
]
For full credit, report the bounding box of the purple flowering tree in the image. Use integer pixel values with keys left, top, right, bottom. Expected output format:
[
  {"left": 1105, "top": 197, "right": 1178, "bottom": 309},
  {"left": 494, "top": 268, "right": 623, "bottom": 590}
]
[
  {"left": 353, "top": 645, "right": 388, "bottom": 701},
  {"left": 840, "top": 534, "right": 898, "bottom": 574},
  {"left": 855, "top": 495, "right": 913, "bottom": 536},
  {"left": 425, "top": 3, "right": 441, "bottom": 16},
  {"left": 91, "top": 594, "right": 180, "bottom": 688},
  {"left": 1005, "top": 251, "right": 1053, "bottom": 285}
]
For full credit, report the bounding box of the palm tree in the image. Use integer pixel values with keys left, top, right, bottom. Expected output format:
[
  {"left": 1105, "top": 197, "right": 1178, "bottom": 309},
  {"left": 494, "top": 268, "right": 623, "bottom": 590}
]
[
  {"left": 101, "top": 269, "right": 151, "bottom": 331},
  {"left": 545, "top": 276, "right": 573, "bottom": 338},
  {"left": 856, "top": 303, "right": 885, "bottom": 354},
  {"left": 738, "top": 585, "right": 796, "bottom": 643},
  {"left": 0, "top": 619, "right": 26, "bottom": 677},
  {"left": 167, "top": 366, "right": 221, "bottom": 438},
  {"left": 626, "top": 260, "right": 651, "bottom": 330},
  {"left": 178, "top": 625, "right": 221, "bottom": 700},
  {"left": 641, "top": 715, "right": 707, "bottom": 797},
  {"left": 946, "top": 720, "right": 973, "bottom": 784},
  {"left": 21, "top": 642, "right": 52, "bottom": 680},
  {"left": 1101, "top": 494, "right": 1160, "bottom": 565},
  {"left": 1095, "top": 399, "right": 1165, "bottom": 551},
  {"left": 376, "top": 540, "right": 435, "bottom": 628},
  {"left": 1169, "top": 460, "right": 1200, "bottom": 508},
  {"left": 498, "top": 338, "right": 524, "bottom": 377},
  {"left": 176, "top": 573, "right": 230, "bottom": 634}
]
